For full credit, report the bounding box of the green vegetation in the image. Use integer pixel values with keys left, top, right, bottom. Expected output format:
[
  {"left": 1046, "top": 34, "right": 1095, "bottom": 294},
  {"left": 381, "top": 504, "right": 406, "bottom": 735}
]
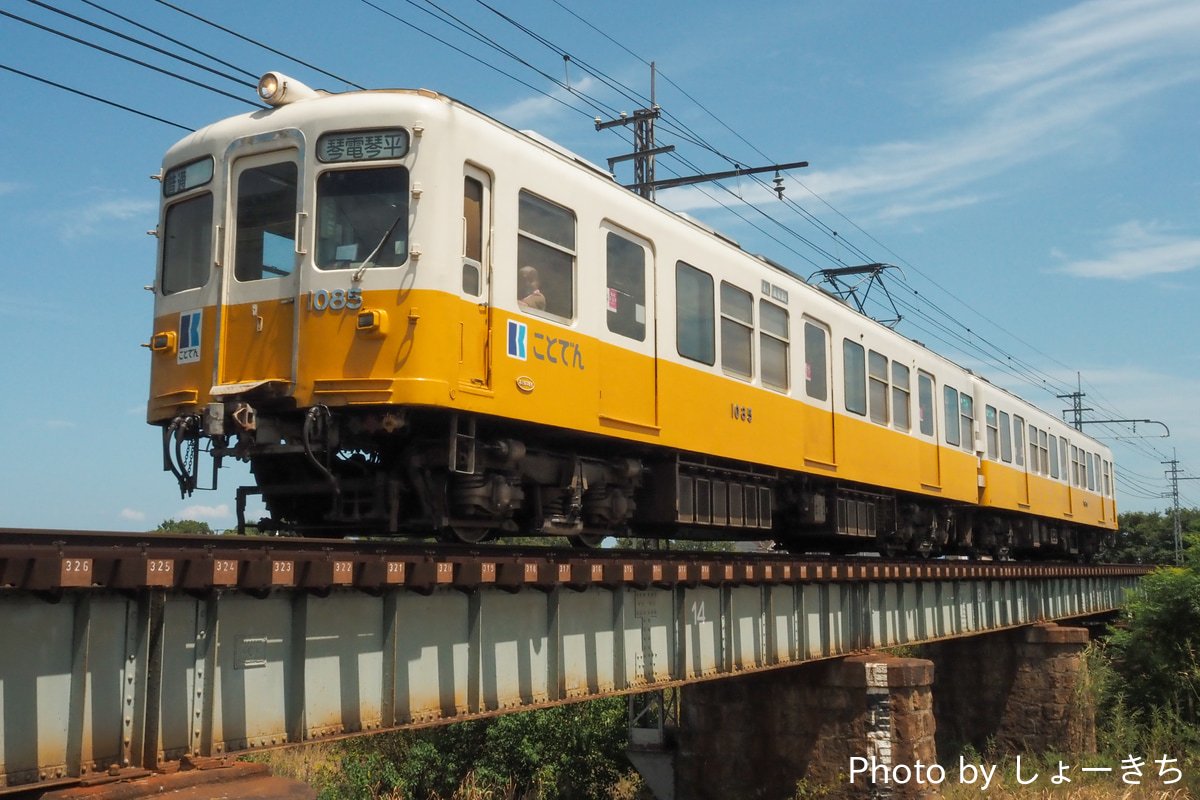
[{"left": 262, "top": 697, "right": 645, "bottom": 800}]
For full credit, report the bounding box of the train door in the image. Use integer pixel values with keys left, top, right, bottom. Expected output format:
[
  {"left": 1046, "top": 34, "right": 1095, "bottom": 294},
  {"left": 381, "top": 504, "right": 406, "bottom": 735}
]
[
  {"left": 1013, "top": 415, "right": 1031, "bottom": 507},
  {"left": 916, "top": 371, "right": 940, "bottom": 488},
  {"left": 459, "top": 168, "right": 492, "bottom": 390},
  {"left": 1061, "top": 436, "right": 1074, "bottom": 516},
  {"left": 598, "top": 225, "right": 657, "bottom": 428},
  {"left": 802, "top": 318, "right": 835, "bottom": 467},
  {"left": 217, "top": 148, "right": 302, "bottom": 391}
]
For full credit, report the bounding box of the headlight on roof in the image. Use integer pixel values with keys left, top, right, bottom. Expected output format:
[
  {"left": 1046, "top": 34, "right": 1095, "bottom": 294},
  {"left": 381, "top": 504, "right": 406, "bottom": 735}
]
[{"left": 257, "top": 72, "right": 321, "bottom": 106}]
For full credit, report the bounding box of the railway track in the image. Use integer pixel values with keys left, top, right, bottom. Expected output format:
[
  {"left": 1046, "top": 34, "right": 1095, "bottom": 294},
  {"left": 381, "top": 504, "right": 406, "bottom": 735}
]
[{"left": 0, "top": 528, "right": 1150, "bottom": 594}]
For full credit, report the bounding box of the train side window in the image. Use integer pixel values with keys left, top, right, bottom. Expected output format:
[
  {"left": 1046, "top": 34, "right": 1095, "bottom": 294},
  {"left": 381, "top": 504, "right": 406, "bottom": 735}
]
[
  {"left": 960, "top": 394, "right": 975, "bottom": 452},
  {"left": 1039, "top": 430, "right": 1050, "bottom": 475},
  {"left": 892, "top": 363, "right": 910, "bottom": 431},
  {"left": 1087, "top": 453, "right": 1096, "bottom": 491},
  {"left": 760, "top": 299, "right": 789, "bottom": 391},
  {"left": 1060, "top": 437, "right": 1069, "bottom": 480},
  {"left": 843, "top": 340, "right": 867, "bottom": 416},
  {"left": 943, "top": 386, "right": 960, "bottom": 446},
  {"left": 462, "top": 177, "right": 482, "bottom": 295},
  {"left": 868, "top": 350, "right": 889, "bottom": 425},
  {"left": 1104, "top": 460, "right": 1111, "bottom": 496},
  {"left": 1049, "top": 435, "right": 1060, "bottom": 479},
  {"left": 1013, "top": 416, "right": 1025, "bottom": 467},
  {"left": 676, "top": 262, "right": 715, "bottom": 365},
  {"left": 235, "top": 160, "right": 298, "bottom": 282},
  {"left": 985, "top": 406, "right": 999, "bottom": 459},
  {"left": 720, "top": 282, "right": 753, "bottom": 379},
  {"left": 999, "top": 411, "right": 1012, "bottom": 462},
  {"left": 162, "top": 193, "right": 213, "bottom": 294},
  {"left": 606, "top": 233, "right": 646, "bottom": 341},
  {"left": 917, "top": 372, "right": 935, "bottom": 437},
  {"left": 517, "top": 191, "right": 575, "bottom": 321},
  {"left": 804, "top": 323, "right": 828, "bottom": 401}
]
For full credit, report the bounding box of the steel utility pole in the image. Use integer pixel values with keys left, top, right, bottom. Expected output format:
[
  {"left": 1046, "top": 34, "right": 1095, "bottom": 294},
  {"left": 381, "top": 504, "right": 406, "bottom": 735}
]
[
  {"left": 1057, "top": 373, "right": 1092, "bottom": 431},
  {"left": 1163, "top": 450, "right": 1200, "bottom": 564},
  {"left": 596, "top": 63, "right": 672, "bottom": 201},
  {"left": 597, "top": 63, "right": 808, "bottom": 202}
]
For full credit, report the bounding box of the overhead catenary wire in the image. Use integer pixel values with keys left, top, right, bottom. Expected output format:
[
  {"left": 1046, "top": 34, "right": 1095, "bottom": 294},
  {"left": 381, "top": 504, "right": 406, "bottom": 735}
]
[
  {"left": 150, "top": 0, "right": 364, "bottom": 91},
  {"left": 0, "top": 9, "right": 260, "bottom": 108},
  {"left": 20, "top": 0, "right": 255, "bottom": 91},
  {"left": 75, "top": 0, "right": 259, "bottom": 81},
  {"left": 0, "top": 62, "right": 193, "bottom": 131}
]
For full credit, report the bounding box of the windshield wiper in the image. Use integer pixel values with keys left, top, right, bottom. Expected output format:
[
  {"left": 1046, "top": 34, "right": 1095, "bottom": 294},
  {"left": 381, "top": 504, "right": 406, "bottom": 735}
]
[{"left": 352, "top": 206, "right": 406, "bottom": 282}]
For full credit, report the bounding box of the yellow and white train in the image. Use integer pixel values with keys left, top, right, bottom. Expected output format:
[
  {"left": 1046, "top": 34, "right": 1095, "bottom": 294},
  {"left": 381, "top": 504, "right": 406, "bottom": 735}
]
[{"left": 147, "top": 72, "right": 1117, "bottom": 556}]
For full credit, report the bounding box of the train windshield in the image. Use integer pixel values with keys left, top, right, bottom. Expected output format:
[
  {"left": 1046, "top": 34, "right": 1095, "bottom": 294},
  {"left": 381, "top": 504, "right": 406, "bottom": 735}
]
[{"left": 315, "top": 167, "right": 409, "bottom": 270}]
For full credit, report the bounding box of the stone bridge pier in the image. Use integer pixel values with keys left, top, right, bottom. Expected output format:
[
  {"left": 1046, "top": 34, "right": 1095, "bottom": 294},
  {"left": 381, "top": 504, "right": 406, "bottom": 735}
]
[{"left": 631, "top": 622, "right": 1095, "bottom": 799}]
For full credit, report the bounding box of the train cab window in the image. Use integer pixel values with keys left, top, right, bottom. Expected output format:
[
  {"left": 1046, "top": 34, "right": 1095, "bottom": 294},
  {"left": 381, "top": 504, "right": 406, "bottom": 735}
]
[
  {"left": 606, "top": 233, "right": 646, "bottom": 341},
  {"left": 1049, "top": 435, "right": 1060, "bottom": 479},
  {"left": 316, "top": 166, "right": 410, "bottom": 273},
  {"left": 235, "top": 161, "right": 298, "bottom": 282},
  {"left": 985, "top": 406, "right": 999, "bottom": 459},
  {"left": 517, "top": 191, "right": 575, "bottom": 321},
  {"left": 868, "top": 351, "right": 889, "bottom": 425},
  {"left": 760, "top": 300, "right": 789, "bottom": 391},
  {"left": 720, "top": 282, "right": 753, "bottom": 379},
  {"left": 676, "top": 262, "right": 715, "bottom": 365},
  {"left": 161, "top": 193, "right": 213, "bottom": 294},
  {"left": 1013, "top": 416, "right": 1025, "bottom": 467},
  {"left": 999, "top": 411, "right": 1013, "bottom": 463},
  {"left": 943, "top": 386, "right": 960, "bottom": 446},
  {"left": 844, "top": 340, "right": 867, "bottom": 416},
  {"left": 462, "top": 177, "right": 483, "bottom": 295},
  {"left": 892, "top": 363, "right": 910, "bottom": 431},
  {"left": 804, "top": 323, "right": 828, "bottom": 401},
  {"left": 917, "top": 372, "right": 935, "bottom": 437}
]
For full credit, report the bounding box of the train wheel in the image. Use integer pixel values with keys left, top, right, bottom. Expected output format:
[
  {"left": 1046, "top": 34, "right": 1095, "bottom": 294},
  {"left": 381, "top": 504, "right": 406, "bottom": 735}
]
[{"left": 441, "top": 525, "right": 494, "bottom": 544}]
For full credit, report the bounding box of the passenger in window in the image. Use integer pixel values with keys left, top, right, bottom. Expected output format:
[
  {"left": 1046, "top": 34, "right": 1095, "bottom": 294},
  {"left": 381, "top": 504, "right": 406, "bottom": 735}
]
[{"left": 518, "top": 266, "right": 546, "bottom": 311}]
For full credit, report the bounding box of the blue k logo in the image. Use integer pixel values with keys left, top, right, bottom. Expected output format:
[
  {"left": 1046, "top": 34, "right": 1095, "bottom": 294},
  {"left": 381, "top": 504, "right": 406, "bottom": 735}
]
[{"left": 507, "top": 319, "right": 527, "bottom": 361}]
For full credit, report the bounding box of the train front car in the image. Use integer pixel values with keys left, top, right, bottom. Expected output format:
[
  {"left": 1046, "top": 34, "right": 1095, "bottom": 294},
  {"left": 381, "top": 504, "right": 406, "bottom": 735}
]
[{"left": 148, "top": 74, "right": 507, "bottom": 538}]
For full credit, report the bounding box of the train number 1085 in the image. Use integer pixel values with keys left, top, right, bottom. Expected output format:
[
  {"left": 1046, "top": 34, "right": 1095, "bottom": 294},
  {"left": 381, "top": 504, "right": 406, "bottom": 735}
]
[{"left": 307, "top": 288, "right": 363, "bottom": 312}]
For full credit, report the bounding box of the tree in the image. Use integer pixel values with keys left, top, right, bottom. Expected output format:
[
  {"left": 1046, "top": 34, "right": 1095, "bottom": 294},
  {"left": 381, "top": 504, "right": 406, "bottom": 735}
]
[
  {"left": 1102, "top": 508, "right": 1200, "bottom": 565},
  {"left": 152, "top": 518, "right": 214, "bottom": 535}
]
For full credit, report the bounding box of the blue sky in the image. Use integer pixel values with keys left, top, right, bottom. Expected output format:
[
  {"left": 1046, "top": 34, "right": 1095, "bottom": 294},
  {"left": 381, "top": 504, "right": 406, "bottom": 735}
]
[{"left": 1, "top": 0, "right": 1197, "bottom": 531}]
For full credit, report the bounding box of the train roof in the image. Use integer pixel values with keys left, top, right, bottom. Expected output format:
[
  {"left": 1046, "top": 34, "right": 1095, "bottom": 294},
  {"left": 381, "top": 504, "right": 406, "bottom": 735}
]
[{"left": 160, "top": 75, "right": 1111, "bottom": 457}]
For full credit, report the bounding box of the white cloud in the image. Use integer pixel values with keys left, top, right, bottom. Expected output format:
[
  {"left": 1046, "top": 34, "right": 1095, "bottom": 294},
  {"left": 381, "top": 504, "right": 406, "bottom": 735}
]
[
  {"left": 120, "top": 508, "right": 147, "bottom": 522},
  {"left": 488, "top": 75, "right": 599, "bottom": 130},
  {"left": 803, "top": 0, "right": 1200, "bottom": 219},
  {"left": 1058, "top": 220, "right": 1200, "bottom": 279},
  {"left": 179, "top": 503, "right": 231, "bottom": 521},
  {"left": 953, "top": 0, "right": 1200, "bottom": 102},
  {"left": 52, "top": 195, "right": 157, "bottom": 241}
]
